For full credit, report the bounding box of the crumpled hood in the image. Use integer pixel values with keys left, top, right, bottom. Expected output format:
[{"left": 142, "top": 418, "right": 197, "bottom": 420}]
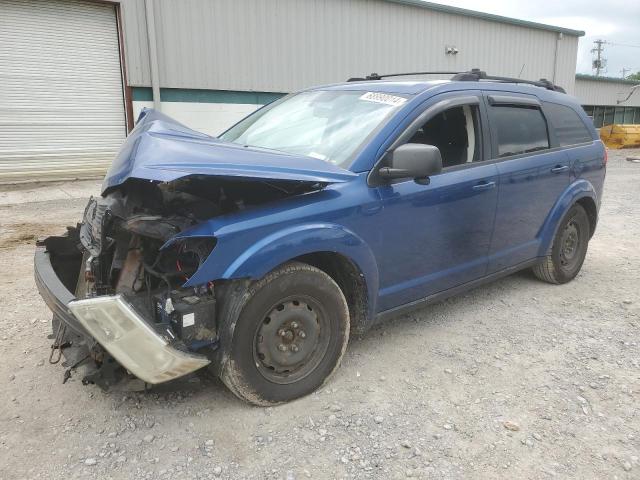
[{"left": 101, "top": 108, "right": 357, "bottom": 193}]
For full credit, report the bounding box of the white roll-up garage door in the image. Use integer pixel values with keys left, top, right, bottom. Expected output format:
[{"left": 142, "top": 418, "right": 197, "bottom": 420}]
[{"left": 0, "top": 0, "right": 127, "bottom": 183}]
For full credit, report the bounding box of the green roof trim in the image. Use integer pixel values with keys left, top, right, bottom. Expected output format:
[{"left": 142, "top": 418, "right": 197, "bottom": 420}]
[
  {"left": 385, "top": 0, "right": 585, "bottom": 37},
  {"left": 575, "top": 74, "right": 640, "bottom": 85},
  {"left": 132, "top": 87, "right": 286, "bottom": 104}
]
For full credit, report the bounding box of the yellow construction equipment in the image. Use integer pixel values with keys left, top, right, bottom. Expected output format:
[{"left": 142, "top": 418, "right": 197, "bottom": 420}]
[{"left": 599, "top": 124, "right": 640, "bottom": 149}]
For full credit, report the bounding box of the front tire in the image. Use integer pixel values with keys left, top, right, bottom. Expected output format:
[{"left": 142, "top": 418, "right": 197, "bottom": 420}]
[
  {"left": 533, "top": 204, "right": 590, "bottom": 284},
  {"left": 219, "top": 262, "right": 350, "bottom": 405}
]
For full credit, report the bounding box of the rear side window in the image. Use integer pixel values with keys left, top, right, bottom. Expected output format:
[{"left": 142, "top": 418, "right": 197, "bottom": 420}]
[
  {"left": 491, "top": 106, "right": 550, "bottom": 158},
  {"left": 543, "top": 102, "right": 593, "bottom": 146}
]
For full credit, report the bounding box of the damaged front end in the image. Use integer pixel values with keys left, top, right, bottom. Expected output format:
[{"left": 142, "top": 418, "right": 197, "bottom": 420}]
[
  {"left": 36, "top": 175, "right": 309, "bottom": 389},
  {"left": 35, "top": 179, "right": 228, "bottom": 389},
  {"left": 36, "top": 167, "right": 329, "bottom": 389},
  {"left": 33, "top": 108, "right": 356, "bottom": 390}
]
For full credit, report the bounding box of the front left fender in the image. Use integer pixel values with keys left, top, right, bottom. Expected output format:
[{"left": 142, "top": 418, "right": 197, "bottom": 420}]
[{"left": 183, "top": 223, "right": 380, "bottom": 318}]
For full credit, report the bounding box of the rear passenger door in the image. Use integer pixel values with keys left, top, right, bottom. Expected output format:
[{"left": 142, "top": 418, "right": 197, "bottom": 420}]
[
  {"left": 542, "top": 101, "right": 602, "bottom": 198},
  {"left": 486, "top": 93, "right": 570, "bottom": 273}
]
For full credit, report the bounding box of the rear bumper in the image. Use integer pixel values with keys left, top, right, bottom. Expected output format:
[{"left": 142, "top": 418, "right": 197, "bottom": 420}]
[{"left": 34, "top": 242, "right": 210, "bottom": 384}]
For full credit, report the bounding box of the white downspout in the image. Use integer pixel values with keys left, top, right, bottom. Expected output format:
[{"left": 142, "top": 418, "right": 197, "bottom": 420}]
[
  {"left": 145, "top": 0, "right": 162, "bottom": 111},
  {"left": 552, "top": 32, "right": 563, "bottom": 84}
]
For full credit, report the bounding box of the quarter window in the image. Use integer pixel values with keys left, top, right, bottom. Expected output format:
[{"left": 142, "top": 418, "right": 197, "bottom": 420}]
[
  {"left": 491, "top": 106, "right": 550, "bottom": 158},
  {"left": 544, "top": 102, "right": 593, "bottom": 146}
]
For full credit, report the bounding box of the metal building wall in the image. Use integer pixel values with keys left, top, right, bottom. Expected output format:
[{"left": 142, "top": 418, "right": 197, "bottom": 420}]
[
  {"left": 575, "top": 77, "right": 640, "bottom": 107},
  {"left": 120, "top": 0, "right": 152, "bottom": 87},
  {"left": 120, "top": 0, "right": 580, "bottom": 94}
]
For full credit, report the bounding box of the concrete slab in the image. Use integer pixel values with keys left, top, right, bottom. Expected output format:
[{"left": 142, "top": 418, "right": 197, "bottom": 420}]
[{"left": 0, "top": 180, "right": 101, "bottom": 206}]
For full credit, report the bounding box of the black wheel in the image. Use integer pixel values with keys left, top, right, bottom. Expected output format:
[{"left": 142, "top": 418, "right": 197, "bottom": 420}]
[
  {"left": 218, "top": 262, "right": 350, "bottom": 405},
  {"left": 533, "top": 204, "right": 590, "bottom": 284}
]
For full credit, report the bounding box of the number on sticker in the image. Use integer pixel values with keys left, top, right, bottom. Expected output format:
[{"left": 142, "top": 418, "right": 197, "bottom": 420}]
[{"left": 359, "top": 92, "right": 407, "bottom": 107}]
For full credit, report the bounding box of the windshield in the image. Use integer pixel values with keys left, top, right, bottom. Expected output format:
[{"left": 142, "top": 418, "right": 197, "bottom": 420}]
[{"left": 219, "top": 90, "right": 409, "bottom": 168}]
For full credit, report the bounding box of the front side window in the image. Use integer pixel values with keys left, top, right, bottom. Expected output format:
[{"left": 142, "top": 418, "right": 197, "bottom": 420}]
[
  {"left": 491, "top": 106, "right": 550, "bottom": 158},
  {"left": 407, "top": 105, "right": 481, "bottom": 168},
  {"left": 220, "top": 90, "right": 409, "bottom": 168}
]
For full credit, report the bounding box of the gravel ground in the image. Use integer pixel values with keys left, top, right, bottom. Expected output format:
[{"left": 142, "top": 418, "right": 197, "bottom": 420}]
[{"left": 0, "top": 149, "right": 638, "bottom": 480}]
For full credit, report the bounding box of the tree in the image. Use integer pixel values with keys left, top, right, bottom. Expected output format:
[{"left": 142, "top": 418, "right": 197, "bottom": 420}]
[{"left": 627, "top": 72, "right": 640, "bottom": 81}]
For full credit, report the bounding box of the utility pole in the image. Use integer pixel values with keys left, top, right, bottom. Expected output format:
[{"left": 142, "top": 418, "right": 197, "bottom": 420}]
[
  {"left": 621, "top": 67, "right": 630, "bottom": 79},
  {"left": 591, "top": 39, "right": 606, "bottom": 76}
]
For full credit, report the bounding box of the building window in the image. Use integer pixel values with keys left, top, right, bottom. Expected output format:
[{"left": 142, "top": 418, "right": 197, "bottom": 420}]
[
  {"left": 603, "top": 106, "right": 615, "bottom": 126},
  {"left": 623, "top": 107, "right": 633, "bottom": 124},
  {"left": 582, "top": 105, "right": 640, "bottom": 127},
  {"left": 592, "top": 106, "right": 604, "bottom": 128},
  {"left": 583, "top": 106, "right": 594, "bottom": 118}
]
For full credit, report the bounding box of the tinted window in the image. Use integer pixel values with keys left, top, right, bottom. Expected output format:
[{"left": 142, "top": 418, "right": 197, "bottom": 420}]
[
  {"left": 544, "top": 102, "right": 593, "bottom": 146},
  {"left": 492, "top": 106, "right": 550, "bottom": 158}
]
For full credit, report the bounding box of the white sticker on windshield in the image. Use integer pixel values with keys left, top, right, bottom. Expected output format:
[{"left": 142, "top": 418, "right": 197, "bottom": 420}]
[
  {"left": 308, "top": 151, "right": 327, "bottom": 160},
  {"left": 359, "top": 92, "right": 407, "bottom": 107}
]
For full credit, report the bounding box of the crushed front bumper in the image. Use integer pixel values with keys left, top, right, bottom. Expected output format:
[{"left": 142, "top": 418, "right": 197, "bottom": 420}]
[
  {"left": 34, "top": 244, "right": 86, "bottom": 336},
  {"left": 34, "top": 241, "right": 210, "bottom": 385},
  {"left": 68, "top": 295, "right": 210, "bottom": 384}
]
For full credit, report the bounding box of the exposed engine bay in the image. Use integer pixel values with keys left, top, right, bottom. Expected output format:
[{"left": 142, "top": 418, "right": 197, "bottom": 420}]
[
  {"left": 81, "top": 176, "right": 315, "bottom": 294},
  {"left": 42, "top": 176, "right": 322, "bottom": 389}
]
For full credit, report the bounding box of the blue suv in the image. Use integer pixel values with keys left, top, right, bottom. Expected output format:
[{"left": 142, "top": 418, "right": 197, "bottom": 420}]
[{"left": 35, "top": 70, "right": 606, "bottom": 404}]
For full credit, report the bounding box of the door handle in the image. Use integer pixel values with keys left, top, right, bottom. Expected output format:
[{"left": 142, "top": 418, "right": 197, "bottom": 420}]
[
  {"left": 472, "top": 181, "right": 496, "bottom": 191},
  {"left": 551, "top": 165, "right": 569, "bottom": 174}
]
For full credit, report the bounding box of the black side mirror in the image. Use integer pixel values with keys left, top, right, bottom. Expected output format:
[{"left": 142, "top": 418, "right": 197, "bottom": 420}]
[{"left": 378, "top": 143, "right": 443, "bottom": 184}]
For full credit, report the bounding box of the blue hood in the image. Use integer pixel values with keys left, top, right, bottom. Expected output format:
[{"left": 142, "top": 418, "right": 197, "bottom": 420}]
[{"left": 102, "top": 109, "right": 357, "bottom": 193}]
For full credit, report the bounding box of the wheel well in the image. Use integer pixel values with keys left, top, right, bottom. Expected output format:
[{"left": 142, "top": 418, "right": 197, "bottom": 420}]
[
  {"left": 294, "top": 252, "right": 369, "bottom": 335},
  {"left": 576, "top": 197, "right": 597, "bottom": 237}
]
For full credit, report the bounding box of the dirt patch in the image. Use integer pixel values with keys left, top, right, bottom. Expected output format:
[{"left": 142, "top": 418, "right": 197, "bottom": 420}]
[{"left": 0, "top": 222, "right": 66, "bottom": 249}]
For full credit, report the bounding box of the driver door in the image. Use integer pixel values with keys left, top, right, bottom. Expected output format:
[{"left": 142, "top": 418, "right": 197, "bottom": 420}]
[{"left": 371, "top": 93, "right": 499, "bottom": 312}]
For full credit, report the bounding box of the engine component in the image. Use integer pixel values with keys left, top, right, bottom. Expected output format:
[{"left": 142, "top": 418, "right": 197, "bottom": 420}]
[{"left": 155, "top": 289, "right": 217, "bottom": 347}]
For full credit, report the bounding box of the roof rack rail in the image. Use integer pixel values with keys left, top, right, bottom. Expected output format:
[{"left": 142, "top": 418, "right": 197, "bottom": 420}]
[
  {"left": 347, "top": 71, "right": 462, "bottom": 82},
  {"left": 451, "top": 68, "right": 566, "bottom": 93},
  {"left": 347, "top": 68, "right": 566, "bottom": 93}
]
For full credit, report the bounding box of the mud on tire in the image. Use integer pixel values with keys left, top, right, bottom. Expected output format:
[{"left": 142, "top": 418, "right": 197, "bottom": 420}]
[{"left": 218, "top": 262, "right": 350, "bottom": 406}]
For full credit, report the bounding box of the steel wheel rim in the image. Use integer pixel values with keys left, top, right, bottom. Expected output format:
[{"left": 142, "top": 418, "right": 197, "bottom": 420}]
[
  {"left": 253, "top": 296, "right": 330, "bottom": 385},
  {"left": 559, "top": 220, "right": 581, "bottom": 269}
]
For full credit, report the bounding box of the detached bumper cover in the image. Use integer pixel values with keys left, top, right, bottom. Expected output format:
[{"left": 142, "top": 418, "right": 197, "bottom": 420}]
[
  {"left": 34, "top": 245, "right": 86, "bottom": 335},
  {"left": 34, "top": 246, "right": 210, "bottom": 384}
]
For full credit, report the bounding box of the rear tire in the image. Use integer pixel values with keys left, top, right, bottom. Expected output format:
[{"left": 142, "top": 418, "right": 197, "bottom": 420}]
[
  {"left": 533, "top": 204, "right": 590, "bottom": 284},
  {"left": 219, "top": 262, "right": 350, "bottom": 406}
]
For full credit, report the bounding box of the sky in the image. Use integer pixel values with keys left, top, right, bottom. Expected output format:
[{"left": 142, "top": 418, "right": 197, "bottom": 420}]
[{"left": 430, "top": 0, "right": 640, "bottom": 78}]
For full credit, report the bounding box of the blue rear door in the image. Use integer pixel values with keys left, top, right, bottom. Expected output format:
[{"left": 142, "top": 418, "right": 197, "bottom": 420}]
[
  {"left": 371, "top": 92, "right": 499, "bottom": 312},
  {"left": 485, "top": 92, "right": 571, "bottom": 272}
]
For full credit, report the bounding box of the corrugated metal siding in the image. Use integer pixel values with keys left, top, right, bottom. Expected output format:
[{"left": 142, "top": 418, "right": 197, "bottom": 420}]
[
  {"left": 121, "top": 0, "right": 579, "bottom": 94},
  {"left": 554, "top": 36, "right": 580, "bottom": 94},
  {"left": 120, "top": 0, "right": 151, "bottom": 88},
  {"left": 0, "top": 0, "right": 127, "bottom": 183},
  {"left": 575, "top": 78, "right": 640, "bottom": 107}
]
